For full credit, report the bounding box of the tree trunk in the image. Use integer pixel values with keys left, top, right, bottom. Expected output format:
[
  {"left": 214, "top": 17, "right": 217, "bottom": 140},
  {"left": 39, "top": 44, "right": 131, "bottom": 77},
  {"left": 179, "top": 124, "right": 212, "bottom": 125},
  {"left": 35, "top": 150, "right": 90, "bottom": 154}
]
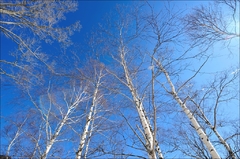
[
  {"left": 76, "top": 82, "right": 100, "bottom": 159},
  {"left": 155, "top": 59, "right": 221, "bottom": 159},
  {"left": 120, "top": 46, "right": 163, "bottom": 158},
  {"left": 191, "top": 99, "right": 236, "bottom": 159},
  {"left": 41, "top": 111, "right": 70, "bottom": 159}
]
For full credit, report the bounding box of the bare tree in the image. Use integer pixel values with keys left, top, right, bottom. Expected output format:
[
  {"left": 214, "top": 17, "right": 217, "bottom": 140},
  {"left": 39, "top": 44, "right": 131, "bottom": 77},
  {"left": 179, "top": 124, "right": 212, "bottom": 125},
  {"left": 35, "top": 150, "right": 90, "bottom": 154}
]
[
  {"left": 180, "top": 1, "right": 239, "bottom": 157},
  {"left": 0, "top": 0, "right": 81, "bottom": 46},
  {"left": 95, "top": 3, "right": 165, "bottom": 158},
  {"left": 75, "top": 61, "right": 108, "bottom": 159},
  {"left": 139, "top": 0, "right": 239, "bottom": 158},
  {"left": 1, "top": 108, "right": 43, "bottom": 158},
  {"left": 167, "top": 71, "right": 239, "bottom": 158},
  {"left": 184, "top": 0, "right": 239, "bottom": 45},
  {"left": 186, "top": 70, "right": 239, "bottom": 159},
  {"left": 1, "top": 112, "right": 29, "bottom": 157},
  {"left": 1, "top": 70, "right": 91, "bottom": 158},
  {"left": 0, "top": 0, "right": 81, "bottom": 85},
  {"left": 27, "top": 80, "right": 89, "bottom": 159},
  {"left": 151, "top": 55, "right": 220, "bottom": 158}
]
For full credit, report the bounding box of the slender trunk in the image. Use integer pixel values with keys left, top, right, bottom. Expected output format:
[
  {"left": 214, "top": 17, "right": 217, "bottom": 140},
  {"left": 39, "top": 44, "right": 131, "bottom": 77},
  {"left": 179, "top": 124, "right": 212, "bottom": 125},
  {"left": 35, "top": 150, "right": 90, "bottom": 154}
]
[
  {"left": 76, "top": 83, "right": 99, "bottom": 159},
  {"left": 6, "top": 116, "right": 28, "bottom": 157},
  {"left": 83, "top": 122, "right": 93, "bottom": 159},
  {"left": 213, "top": 128, "right": 235, "bottom": 159},
  {"left": 192, "top": 100, "right": 235, "bottom": 159},
  {"left": 155, "top": 59, "right": 220, "bottom": 159},
  {"left": 155, "top": 139, "right": 164, "bottom": 159},
  {"left": 120, "top": 49, "right": 159, "bottom": 159},
  {"left": 174, "top": 96, "right": 220, "bottom": 159},
  {"left": 41, "top": 111, "right": 70, "bottom": 159},
  {"left": 84, "top": 101, "right": 97, "bottom": 159},
  {"left": 151, "top": 61, "right": 164, "bottom": 159}
]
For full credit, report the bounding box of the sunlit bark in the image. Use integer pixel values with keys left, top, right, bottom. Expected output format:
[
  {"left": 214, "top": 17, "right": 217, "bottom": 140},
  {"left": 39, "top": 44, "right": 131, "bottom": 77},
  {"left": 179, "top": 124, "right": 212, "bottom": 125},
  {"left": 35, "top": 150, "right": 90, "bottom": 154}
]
[
  {"left": 76, "top": 68, "right": 105, "bottom": 159},
  {"left": 152, "top": 56, "right": 221, "bottom": 159},
  {"left": 189, "top": 72, "right": 238, "bottom": 159},
  {"left": 27, "top": 82, "right": 88, "bottom": 159},
  {"left": 118, "top": 29, "right": 163, "bottom": 158}
]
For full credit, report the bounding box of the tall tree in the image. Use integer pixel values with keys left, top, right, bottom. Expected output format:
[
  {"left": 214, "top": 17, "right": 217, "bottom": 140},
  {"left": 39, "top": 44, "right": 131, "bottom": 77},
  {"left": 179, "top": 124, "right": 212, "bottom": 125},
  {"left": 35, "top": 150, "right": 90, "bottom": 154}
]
[
  {"left": 75, "top": 61, "right": 108, "bottom": 159},
  {"left": 96, "top": 3, "right": 165, "bottom": 158}
]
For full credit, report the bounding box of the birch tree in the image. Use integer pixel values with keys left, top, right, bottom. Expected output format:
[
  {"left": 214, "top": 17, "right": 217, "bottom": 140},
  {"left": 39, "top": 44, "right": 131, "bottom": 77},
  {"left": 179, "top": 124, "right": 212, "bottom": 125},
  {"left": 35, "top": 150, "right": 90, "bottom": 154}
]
[
  {"left": 1, "top": 58, "right": 115, "bottom": 158},
  {"left": 165, "top": 70, "right": 239, "bottom": 158},
  {"left": 181, "top": 1, "right": 239, "bottom": 157},
  {"left": 147, "top": 15, "right": 222, "bottom": 158},
  {"left": 1, "top": 76, "right": 90, "bottom": 158},
  {"left": 150, "top": 55, "right": 220, "bottom": 158},
  {"left": 145, "top": 1, "right": 239, "bottom": 158},
  {"left": 27, "top": 81, "right": 89, "bottom": 159},
  {"left": 185, "top": 0, "right": 239, "bottom": 45},
  {"left": 75, "top": 61, "right": 108, "bottom": 159},
  {"left": 0, "top": 0, "right": 81, "bottom": 85},
  {"left": 186, "top": 70, "right": 239, "bottom": 159},
  {"left": 95, "top": 4, "right": 164, "bottom": 158},
  {"left": 0, "top": 0, "right": 81, "bottom": 46}
]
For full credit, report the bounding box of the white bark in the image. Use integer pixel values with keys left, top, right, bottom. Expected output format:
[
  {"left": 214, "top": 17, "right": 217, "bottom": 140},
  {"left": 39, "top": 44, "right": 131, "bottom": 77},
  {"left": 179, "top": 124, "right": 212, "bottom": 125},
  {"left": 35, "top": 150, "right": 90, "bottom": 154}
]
[
  {"left": 155, "top": 139, "right": 164, "bottom": 159},
  {"left": 41, "top": 106, "right": 71, "bottom": 159},
  {"left": 83, "top": 109, "right": 96, "bottom": 159},
  {"left": 154, "top": 58, "right": 221, "bottom": 159},
  {"left": 191, "top": 99, "right": 235, "bottom": 159},
  {"left": 119, "top": 42, "right": 162, "bottom": 158},
  {"left": 213, "top": 129, "right": 234, "bottom": 159},
  {"left": 174, "top": 96, "right": 220, "bottom": 159},
  {"left": 6, "top": 116, "right": 28, "bottom": 156},
  {"left": 40, "top": 88, "right": 86, "bottom": 159},
  {"left": 75, "top": 77, "right": 101, "bottom": 159}
]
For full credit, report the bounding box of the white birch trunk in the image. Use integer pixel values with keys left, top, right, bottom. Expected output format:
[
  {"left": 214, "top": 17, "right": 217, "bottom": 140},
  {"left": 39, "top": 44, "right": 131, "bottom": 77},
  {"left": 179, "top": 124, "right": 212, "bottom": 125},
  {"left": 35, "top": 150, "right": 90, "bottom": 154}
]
[
  {"left": 155, "top": 139, "right": 164, "bottom": 159},
  {"left": 83, "top": 119, "right": 94, "bottom": 159},
  {"left": 120, "top": 49, "right": 158, "bottom": 159},
  {"left": 174, "top": 96, "right": 220, "bottom": 159},
  {"left": 41, "top": 91, "right": 85, "bottom": 159},
  {"left": 41, "top": 110, "right": 70, "bottom": 159},
  {"left": 6, "top": 116, "right": 28, "bottom": 157},
  {"left": 75, "top": 82, "right": 100, "bottom": 159},
  {"left": 192, "top": 100, "right": 235, "bottom": 159},
  {"left": 155, "top": 59, "right": 221, "bottom": 159},
  {"left": 213, "top": 128, "right": 235, "bottom": 159},
  {"left": 83, "top": 100, "right": 97, "bottom": 159}
]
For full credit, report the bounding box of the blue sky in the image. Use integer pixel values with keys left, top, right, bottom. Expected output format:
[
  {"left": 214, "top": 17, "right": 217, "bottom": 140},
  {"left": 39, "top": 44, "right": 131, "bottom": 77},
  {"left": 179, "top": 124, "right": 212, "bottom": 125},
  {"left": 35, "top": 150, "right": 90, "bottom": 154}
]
[{"left": 1, "top": 0, "right": 239, "bottom": 158}]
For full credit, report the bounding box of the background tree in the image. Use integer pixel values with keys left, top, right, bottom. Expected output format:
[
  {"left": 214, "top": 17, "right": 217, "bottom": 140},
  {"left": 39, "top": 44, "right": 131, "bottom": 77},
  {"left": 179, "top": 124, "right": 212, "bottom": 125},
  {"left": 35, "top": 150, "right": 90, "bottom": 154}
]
[
  {"left": 0, "top": 0, "right": 81, "bottom": 46},
  {"left": 0, "top": 0, "right": 81, "bottom": 86},
  {"left": 189, "top": 71, "right": 239, "bottom": 159},
  {"left": 1, "top": 77, "right": 89, "bottom": 158},
  {"left": 145, "top": 1, "right": 239, "bottom": 158},
  {"left": 181, "top": 1, "right": 239, "bottom": 157},
  {"left": 185, "top": 0, "right": 239, "bottom": 45}
]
